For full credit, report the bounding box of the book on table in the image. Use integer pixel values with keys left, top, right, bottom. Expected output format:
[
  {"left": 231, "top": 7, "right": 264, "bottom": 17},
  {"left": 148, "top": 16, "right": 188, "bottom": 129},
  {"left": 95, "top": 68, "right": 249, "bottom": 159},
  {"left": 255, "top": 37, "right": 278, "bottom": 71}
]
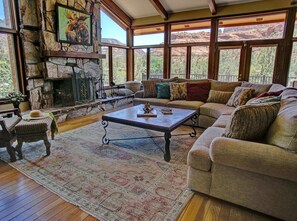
[{"left": 137, "top": 109, "right": 157, "bottom": 117}]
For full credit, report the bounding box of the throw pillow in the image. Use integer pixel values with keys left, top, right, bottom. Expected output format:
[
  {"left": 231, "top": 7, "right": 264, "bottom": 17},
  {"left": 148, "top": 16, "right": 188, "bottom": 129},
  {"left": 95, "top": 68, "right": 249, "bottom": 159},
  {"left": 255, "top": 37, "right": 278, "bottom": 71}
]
[
  {"left": 223, "top": 102, "right": 280, "bottom": 141},
  {"left": 124, "top": 81, "right": 142, "bottom": 93},
  {"left": 257, "top": 90, "right": 283, "bottom": 98},
  {"left": 247, "top": 95, "right": 281, "bottom": 105},
  {"left": 207, "top": 90, "right": 234, "bottom": 104},
  {"left": 227, "top": 86, "right": 255, "bottom": 107},
  {"left": 266, "top": 98, "right": 297, "bottom": 153},
  {"left": 241, "top": 82, "right": 272, "bottom": 96},
  {"left": 169, "top": 82, "right": 187, "bottom": 100},
  {"left": 211, "top": 80, "right": 241, "bottom": 92},
  {"left": 142, "top": 79, "right": 161, "bottom": 98},
  {"left": 156, "top": 83, "right": 170, "bottom": 99},
  {"left": 186, "top": 82, "right": 211, "bottom": 102}
]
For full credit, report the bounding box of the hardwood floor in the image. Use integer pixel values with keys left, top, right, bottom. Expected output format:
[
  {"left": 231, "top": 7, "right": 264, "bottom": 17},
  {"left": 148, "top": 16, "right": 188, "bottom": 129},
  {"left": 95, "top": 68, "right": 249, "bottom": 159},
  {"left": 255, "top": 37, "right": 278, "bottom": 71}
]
[{"left": 0, "top": 107, "right": 280, "bottom": 221}]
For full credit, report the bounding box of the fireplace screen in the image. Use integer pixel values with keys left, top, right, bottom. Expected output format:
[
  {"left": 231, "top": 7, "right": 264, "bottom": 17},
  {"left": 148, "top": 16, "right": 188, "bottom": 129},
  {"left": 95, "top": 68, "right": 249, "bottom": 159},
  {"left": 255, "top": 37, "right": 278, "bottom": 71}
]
[{"left": 53, "top": 70, "right": 95, "bottom": 107}]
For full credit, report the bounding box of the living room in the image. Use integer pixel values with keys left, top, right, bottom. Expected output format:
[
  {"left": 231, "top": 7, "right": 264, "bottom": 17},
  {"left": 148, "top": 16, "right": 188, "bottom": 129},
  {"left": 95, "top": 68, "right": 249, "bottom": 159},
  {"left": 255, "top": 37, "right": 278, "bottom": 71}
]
[{"left": 0, "top": 0, "right": 297, "bottom": 220}]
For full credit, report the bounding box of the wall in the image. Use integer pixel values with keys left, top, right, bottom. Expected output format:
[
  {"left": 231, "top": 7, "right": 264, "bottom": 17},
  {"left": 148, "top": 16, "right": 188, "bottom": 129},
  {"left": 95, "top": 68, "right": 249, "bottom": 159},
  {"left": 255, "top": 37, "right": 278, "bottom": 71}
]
[{"left": 19, "top": 0, "right": 102, "bottom": 110}]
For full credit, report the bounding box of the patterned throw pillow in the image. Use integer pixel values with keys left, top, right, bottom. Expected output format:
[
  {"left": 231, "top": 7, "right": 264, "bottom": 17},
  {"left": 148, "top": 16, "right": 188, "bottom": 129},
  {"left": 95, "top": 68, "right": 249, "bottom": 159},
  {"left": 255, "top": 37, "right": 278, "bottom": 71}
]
[
  {"left": 207, "top": 90, "right": 233, "bottom": 104},
  {"left": 142, "top": 79, "right": 161, "bottom": 98},
  {"left": 247, "top": 96, "right": 281, "bottom": 104},
  {"left": 223, "top": 102, "right": 280, "bottom": 141},
  {"left": 156, "top": 83, "right": 170, "bottom": 99},
  {"left": 186, "top": 82, "right": 211, "bottom": 102},
  {"left": 227, "top": 86, "right": 255, "bottom": 107},
  {"left": 169, "top": 83, "right": 187, "bottom": 100}
]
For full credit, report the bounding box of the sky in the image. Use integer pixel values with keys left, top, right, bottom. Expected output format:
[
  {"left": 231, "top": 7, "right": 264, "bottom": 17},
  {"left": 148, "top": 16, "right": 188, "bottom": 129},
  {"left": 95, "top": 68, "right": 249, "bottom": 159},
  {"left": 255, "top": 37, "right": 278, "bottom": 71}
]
[
  {"left": 100, "top": 10, "right": 211, "bottom": 46},
  {"left": 0, "top": 0, "right": 5, "bottom": 20},
  {"left": 101, "top": 10, "right": 164, "bottom": 46}
]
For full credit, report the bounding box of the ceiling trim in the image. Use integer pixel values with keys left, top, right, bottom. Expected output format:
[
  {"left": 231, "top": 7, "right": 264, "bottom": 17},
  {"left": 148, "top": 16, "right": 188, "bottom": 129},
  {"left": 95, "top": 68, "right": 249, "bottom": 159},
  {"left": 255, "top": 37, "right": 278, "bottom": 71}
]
[
  {"left": 207, "top": 0, "right": 217, "bottom": 15},
  {"left": 149, "top": 0, "right": 168, "bottom": 20},
  {"left": 100, "top": 0, "right": 132, "bottom": 27}
]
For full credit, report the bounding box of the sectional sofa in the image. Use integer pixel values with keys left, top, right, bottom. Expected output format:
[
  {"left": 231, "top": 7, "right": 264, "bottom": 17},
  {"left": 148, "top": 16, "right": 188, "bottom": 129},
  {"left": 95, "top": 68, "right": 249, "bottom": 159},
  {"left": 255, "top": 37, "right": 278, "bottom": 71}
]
[{"left": 133, "top": 79, "right": 297, "bottom": 221}]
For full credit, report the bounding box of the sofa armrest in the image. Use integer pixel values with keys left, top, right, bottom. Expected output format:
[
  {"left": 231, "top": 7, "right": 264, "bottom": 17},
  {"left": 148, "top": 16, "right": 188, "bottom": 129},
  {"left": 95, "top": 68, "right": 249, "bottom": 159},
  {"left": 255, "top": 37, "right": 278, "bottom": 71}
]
[
  {"left": 134, "top": 90, "right": 144, "bottom": 98},
  {"left": 210, "top": 137, "right": 297, "bottom": 182}
]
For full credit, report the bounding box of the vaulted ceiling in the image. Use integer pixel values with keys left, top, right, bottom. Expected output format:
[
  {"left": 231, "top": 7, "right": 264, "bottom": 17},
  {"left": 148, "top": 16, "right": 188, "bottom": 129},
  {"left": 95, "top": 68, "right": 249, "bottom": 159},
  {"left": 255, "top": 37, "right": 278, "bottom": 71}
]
[{"left": 112, "top": 0, "right": 263, "bottom": 19}]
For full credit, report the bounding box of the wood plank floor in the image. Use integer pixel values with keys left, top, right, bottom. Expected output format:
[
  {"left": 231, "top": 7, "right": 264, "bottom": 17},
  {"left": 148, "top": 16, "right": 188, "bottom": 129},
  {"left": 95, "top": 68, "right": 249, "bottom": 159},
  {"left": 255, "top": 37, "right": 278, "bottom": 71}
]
[{"left": 0, "top": 106, "right": 280, "bottom": 221}]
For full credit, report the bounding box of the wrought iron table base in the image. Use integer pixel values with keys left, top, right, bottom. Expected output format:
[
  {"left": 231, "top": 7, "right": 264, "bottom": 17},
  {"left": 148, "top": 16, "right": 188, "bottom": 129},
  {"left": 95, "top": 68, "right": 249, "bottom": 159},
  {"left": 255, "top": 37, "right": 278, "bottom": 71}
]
[{"left": 101, "top": 114, "right": 197, "bottom": 162}]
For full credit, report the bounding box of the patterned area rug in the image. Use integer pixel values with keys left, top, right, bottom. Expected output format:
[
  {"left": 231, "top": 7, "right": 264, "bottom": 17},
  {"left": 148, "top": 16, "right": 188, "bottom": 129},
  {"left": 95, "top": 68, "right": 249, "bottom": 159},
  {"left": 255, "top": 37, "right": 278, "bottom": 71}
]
[{"left": 0, "top": 122, "right": 202, "bottom": 221}]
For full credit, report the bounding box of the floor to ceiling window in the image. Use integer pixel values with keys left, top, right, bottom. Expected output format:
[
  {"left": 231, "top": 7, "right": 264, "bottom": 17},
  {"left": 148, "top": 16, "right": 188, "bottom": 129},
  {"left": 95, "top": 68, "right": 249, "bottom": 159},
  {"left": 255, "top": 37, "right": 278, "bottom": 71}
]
[
  {"left": 100, "top": 9, "right": 127, "bottom": 85},
  {"left": 170, "top": 20, "right": 211, "bottom": 79},
  {"left": 217, "top": 12, "right": 285, "bottom": 82},
  {"left": 133, "top": 25, "right": 164, "bottom": 80},
  {"left": 0, "top": 0, "right": 21, "bottom": 99}
]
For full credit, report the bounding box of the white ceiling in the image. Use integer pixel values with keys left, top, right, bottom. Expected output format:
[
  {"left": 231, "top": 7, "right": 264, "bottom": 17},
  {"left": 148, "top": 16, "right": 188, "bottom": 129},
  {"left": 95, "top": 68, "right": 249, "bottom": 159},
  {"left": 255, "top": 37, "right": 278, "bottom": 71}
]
[{"left": 113, "top": 0, "right": 263, "bottom": 19}]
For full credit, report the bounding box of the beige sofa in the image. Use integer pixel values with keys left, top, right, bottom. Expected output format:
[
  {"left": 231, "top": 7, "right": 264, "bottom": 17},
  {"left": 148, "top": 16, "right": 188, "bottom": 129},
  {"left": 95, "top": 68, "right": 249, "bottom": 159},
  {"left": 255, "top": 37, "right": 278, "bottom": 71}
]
[
  {"left": 189, "top": 88, "right": 297, "bottom": 221},
  {"left": 134, "top": 80, "right": 297, "bottom": 220}
]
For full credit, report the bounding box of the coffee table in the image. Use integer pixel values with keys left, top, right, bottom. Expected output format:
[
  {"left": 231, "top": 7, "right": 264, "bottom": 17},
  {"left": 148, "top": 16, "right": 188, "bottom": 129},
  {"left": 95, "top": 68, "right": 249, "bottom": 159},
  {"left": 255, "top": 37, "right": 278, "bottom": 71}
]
[{"left": 101, "top": 105, "right": 197, "bottom": 162}]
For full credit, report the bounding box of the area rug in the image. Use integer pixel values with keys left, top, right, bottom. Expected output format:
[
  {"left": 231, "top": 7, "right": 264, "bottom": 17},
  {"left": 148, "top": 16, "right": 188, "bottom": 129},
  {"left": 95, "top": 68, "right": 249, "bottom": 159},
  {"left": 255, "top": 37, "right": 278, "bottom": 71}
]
[{"left": 0, "top": 122, "right": 202, "bottom": 221}]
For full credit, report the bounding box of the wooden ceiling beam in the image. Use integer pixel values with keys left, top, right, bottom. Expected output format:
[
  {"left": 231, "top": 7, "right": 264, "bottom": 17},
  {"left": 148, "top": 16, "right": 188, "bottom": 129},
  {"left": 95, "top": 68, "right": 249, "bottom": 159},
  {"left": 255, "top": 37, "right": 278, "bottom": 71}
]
[
  {"left": 207, "top": 0, "right": 217, "bottom": 15},
  {"left": 149, "top": 0, "right": 168, "bottom": 20},
  {"left": 100, "top": 0, "right": 132, "bottom": 27}
]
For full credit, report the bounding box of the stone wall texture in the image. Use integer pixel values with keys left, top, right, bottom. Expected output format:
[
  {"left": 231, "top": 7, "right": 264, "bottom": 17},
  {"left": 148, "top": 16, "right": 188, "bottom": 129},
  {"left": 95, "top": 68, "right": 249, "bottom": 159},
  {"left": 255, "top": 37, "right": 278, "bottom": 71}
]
[{"left": 19, "top": 0, "right": 103, "bottom": 110}]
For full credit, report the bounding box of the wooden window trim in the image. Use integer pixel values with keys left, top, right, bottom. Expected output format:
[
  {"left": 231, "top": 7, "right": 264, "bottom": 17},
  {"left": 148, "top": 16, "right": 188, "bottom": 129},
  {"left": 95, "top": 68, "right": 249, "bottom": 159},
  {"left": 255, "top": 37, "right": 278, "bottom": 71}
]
[{"left": 0, "top": 0, "right": 26, "bottom": 101}]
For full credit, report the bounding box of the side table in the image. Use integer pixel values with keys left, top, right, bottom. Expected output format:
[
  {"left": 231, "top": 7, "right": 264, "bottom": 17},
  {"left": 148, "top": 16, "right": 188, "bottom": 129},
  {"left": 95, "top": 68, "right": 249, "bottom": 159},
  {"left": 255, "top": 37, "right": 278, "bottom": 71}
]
[{"left": 15, "top": 117, "right": 55, "bottom": 159}]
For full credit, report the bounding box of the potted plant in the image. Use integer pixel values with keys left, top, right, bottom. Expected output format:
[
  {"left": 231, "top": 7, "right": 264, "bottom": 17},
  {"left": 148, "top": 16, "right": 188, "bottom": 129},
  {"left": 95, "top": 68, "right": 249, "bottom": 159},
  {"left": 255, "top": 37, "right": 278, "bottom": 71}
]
[{"left": 6, "top": 91, "right": 27, "bottom": 109}]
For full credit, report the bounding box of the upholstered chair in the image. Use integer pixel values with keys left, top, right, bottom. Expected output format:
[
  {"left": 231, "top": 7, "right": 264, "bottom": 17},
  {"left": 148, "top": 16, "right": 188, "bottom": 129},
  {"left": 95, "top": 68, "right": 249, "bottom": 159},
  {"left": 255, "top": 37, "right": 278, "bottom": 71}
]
[{"left": 0, "top": 108, "right": 21, "bottom": 162}]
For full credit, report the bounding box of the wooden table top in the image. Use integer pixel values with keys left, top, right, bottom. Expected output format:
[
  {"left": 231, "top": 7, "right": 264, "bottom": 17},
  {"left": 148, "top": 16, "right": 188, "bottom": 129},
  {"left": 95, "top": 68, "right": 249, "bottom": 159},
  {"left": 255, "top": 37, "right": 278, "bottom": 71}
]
[{"left": 102, "top": 105, "right": 197, "bottom": 133}]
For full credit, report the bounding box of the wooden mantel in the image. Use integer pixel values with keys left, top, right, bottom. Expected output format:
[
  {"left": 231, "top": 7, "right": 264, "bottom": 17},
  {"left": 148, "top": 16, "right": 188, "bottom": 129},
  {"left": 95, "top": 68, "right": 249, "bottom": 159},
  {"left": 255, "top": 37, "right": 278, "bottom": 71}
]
[{"left": 42, "top": 50, "right": 106, "bottom": 59}]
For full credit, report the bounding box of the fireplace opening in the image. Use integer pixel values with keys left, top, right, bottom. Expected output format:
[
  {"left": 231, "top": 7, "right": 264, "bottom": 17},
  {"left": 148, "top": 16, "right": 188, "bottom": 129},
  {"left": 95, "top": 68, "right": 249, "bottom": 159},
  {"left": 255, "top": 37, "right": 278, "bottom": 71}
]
[{"left": 53, "top": 78, "right": 75, "bottom": 107}]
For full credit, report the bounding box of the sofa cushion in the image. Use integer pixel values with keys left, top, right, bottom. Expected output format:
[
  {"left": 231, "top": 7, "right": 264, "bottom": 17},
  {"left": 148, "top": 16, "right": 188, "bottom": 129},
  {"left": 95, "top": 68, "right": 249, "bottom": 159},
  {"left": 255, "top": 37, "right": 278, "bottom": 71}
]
[
  {"left": 117, "top": 88, "right": 134, "bottom": 96},
  {"left": 280, "top": 88, "right": 297, "bottom": 99},
  {"left": 160, "top": 77, "right": 178, "bottom": 82},
  {"left": 186, "top": 82, "right": 211, "bottom": 102},
  {"left": 266, "top": 97, "right": 297, "bottom": 153},
  {"left": 207, "top": 90, "right": 233, "bottom": 104},
  {"left": 133, "top": 98, "right": 170, "bottom": 106},
  {"left": 176, "top": 78, "right": 209, "bottom": 83},
  {"left": 0, "top": 117, "right": 21, "bottom": 137},
  {"left": 227, "top": 86, "right": 255, "bottom": 107},
  {"left": 241, "top": 81, "right": 272, "bottom": 96},
  {"left": 211, "top": 80, "right": 241, "bottom": 92},
  {"left": 169, "top": 82, "right": 187, "bottom": 100},
  {"left": 142, "top": 79, "right": 161, "bottom": 98},
  {"left": 268, "top": 83, "right": 286, "bottom": 92},
  {"left": 167, "top": 100, "right": 204, "bottom": 111},
  {"left": 212, "top": 114, "right": 231, "bottom": 128},
  {"left": 200, "top": 103, "right": 235, "bottom": 119},
  {"left": 124, "top": 81, "right": 141, "bottom": 93},
  {"left": 188, "top": 127, "right": 225, "bottom": 171},
  {"left": 156, "top": 82, "right": 170, "bottom": 99},
  {"left": 224, "top": 102, "right": 280, "bottom": 141}
]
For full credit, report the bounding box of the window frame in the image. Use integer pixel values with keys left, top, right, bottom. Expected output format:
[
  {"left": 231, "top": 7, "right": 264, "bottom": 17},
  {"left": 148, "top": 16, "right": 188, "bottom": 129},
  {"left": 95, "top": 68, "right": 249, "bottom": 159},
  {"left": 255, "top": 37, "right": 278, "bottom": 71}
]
[
  {"left": 99, "top": 7, "right": 129, "bottom": 86},
  {"left": 0, "top": 0, "right": 25, "bottom": 102}
]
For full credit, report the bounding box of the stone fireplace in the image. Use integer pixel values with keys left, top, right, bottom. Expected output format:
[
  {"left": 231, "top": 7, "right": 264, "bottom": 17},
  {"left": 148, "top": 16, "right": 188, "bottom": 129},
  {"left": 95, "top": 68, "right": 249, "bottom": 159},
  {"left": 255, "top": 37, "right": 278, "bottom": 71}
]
[
  {"left": 19, "top": 0, "right": 102, "bottom": 110},
  {"left": 18, "top": 0, "right": 133, "bottom": 122}
]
